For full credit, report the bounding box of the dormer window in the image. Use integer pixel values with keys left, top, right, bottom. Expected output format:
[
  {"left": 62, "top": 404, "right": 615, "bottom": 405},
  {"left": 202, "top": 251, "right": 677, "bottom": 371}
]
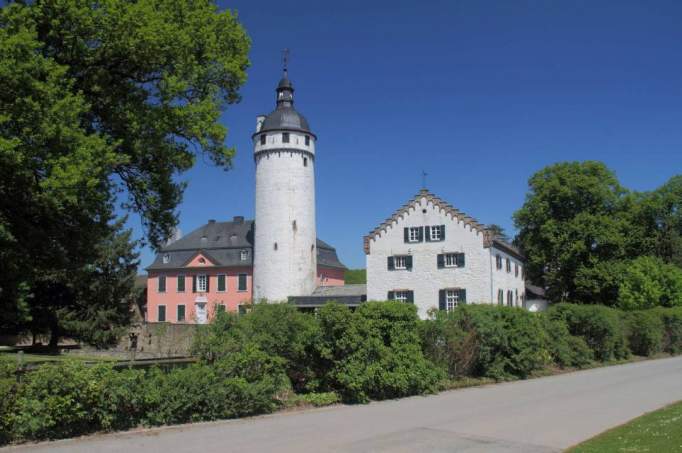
[
  {"left": 240, "top": 250, "right": 248, "bottom": 261},
  {"left": 162, "top": 254, "right": 170, "bottom": 264},
  {"left": 282, "top": 132, "right": 290, "bottom": 143}
]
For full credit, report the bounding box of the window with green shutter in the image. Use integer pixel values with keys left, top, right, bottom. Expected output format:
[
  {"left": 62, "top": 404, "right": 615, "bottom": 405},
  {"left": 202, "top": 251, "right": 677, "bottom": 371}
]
[
  {"left": 158, "top": 275, "right": 166, "bottom": 293},
  {"left": 238, "top": 273, "right": 247, "bottom": 291},
  {"left": 158, "top": 305, "right": 166, "bottom": 322},
  {"left": 217, "top": 274, "right": 226, "bottom": 292},
  {"left": 177, "top": 305, "right": 185, "bottom": 322},
  {"left": 177, "top": 275, "right": 185, "bottom": 292}
]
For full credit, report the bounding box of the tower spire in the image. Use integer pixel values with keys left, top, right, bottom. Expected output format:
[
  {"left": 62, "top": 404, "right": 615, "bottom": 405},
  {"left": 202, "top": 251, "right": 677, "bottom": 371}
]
[
  {"left": 282, "top": 48, "right": 289, "bottom": 76},
  {"left": 276, "top": 49, "right": 294, "bottom": 108}
]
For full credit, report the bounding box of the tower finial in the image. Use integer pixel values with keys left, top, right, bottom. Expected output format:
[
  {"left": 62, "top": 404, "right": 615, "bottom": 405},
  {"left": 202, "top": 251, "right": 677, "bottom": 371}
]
[{"left": 282, "top": 48, "right": 290, "bottom": 75}]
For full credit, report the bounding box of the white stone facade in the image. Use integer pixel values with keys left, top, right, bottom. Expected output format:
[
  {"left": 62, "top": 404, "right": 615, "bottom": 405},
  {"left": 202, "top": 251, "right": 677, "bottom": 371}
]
[
  {"left": 252, "top": 130, "right": 317, "bottom": 302},
  {"left": 366, "top": 190, "right": 526, "bottom": 319}
]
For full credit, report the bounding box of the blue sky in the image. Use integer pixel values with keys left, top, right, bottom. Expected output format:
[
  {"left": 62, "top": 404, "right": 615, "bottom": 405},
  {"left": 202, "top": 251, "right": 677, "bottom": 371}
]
[{"left": 131, "top": 0, "right": 682, "bottom": 270}]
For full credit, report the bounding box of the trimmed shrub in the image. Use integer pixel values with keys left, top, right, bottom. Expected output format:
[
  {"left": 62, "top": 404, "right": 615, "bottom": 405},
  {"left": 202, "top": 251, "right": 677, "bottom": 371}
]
[
  {"left": 624, "top": 311, "right": 664, "bottom": 356},
  {"left": 548, "top": 304, "right": 629, "bottom": 361},
  {"left": 655, "top": 307, "right": 682, "bottom": 354},
  {"left": 422, "top": 305, "right": 551, "bottom": 380},
  {"left": 317, "top": 302, "right": 444, "bottom": 403},
  {"left": 538, "top": 315, "right": 592, "bottom": 368},
  {"left": 0, "top": 359, "right": 18, "bottom": 446}
]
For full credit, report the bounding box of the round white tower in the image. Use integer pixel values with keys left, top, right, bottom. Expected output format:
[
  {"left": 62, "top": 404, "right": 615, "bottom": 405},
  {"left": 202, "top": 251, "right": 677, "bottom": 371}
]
[{"left": 252, "top": 69, "right": 317, "bottom": 302}]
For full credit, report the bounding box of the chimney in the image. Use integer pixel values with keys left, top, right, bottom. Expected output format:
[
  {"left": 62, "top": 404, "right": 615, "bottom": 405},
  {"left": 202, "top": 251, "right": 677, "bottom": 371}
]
[
  {"left": 256, "top": 115, "right": 266, "bottom": 133},
  {"left": 233, "top": 216, "right": 244, "bottom": 224},
  {"left": 208, "top": 219, "right": 216, "bottom": 224}
]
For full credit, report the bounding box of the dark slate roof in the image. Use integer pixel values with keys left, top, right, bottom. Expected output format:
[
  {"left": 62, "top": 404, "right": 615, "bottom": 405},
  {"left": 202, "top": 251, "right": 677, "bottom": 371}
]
[
  {"left": 260, "top": 107, "right": 311, "bottom": 134},
  {"left": 147, "top": 219, "right": 345, "bottom": 270},
  {"left": 490, "top": 238, "right": 525, "bottom": 261},
  {"left": 525, "top": 283, "right": 546, "bottom": 299},
  {"left": 290, "top": 284, "right": 367, "bottom": 307}
]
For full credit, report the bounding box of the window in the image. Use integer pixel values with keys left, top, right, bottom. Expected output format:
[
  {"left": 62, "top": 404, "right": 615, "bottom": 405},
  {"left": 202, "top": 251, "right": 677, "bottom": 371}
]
[
  {"left": 498, "top": 289, "right": 504, "bottom": 305},
  {"left": 427, "top": 225, "right": 444, "bottom": 242},
  {"left": 158, "top": 305, "right": 166, "bottom": 322},
  {"left": 445, "top": 290, "right": 460, "bottom": 311},
  {"left": 439, "top": 288, "right": 466, "bottom": 311},
  {"left": 305, "top": 135, "right": 310, "bottom": 146},
  {"left": 162, "top": 254, "right": 170, "bottom": 264},
  {"left": 158, "top": 275, "right": 166, "bottom": 293},
  {"left": 388, "top": 290, "right": 413, "bottom": 303},
  {"left": 240, "top": 250, "right": 248, "bottom": 261},
  {"left": 515, "top": 263, "right": 519, "bottom": 277},
  {"left": 496, "top": 254, "right": 502, "bottom": 270},
  {"left": 439, "top": 253, "right": 465, "bottom": 268},
  {"left": 238, "top": 273, "right": 247, "bottom": 292},
  {"left": 177, "top": 305, "right": 186, "bottom": 322},
  {"left": 303, "top": 157, "right": 308, "bottom": 167},
  {"left": 515, "top": 289, "right": 519, "bottom": 305},
  {"left": 405, "top": 226, "right": 423, "bottom": 243},
  {"left": 197, "top": 274, "right": 208, "bottom": 292},
  {"left": 217, "top": 274, "right": 226, "bottom": 292},
  {"left": 282, "top": 132, "right": 290, "bottom": 143},
  {"left": 507, "top": 290, "right": 513, "bottom": 307},
  {"left": 506, "top": 258, "right": 511, "bottom": 273},
  {"left": 260, "top": 134, "right": 266, "bottom": 145},
  {"left": 177, "top": 275, "right": 185, "bottom": 292},
  {"left": 388, "top": 255, "right": 412, "bottom": 271}
]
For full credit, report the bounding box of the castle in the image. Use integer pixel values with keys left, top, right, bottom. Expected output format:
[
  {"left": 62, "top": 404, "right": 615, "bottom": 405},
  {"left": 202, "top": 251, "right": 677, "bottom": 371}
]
[{"left": 146, "top": 67, "right": 533, "bottom": 324}]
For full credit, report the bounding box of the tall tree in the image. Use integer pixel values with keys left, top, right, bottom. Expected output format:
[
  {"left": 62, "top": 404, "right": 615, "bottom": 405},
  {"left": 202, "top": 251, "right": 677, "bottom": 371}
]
[
  {"left": 0, "top": 0, "right": 250, "bottom": 342},
  {"left": 485, "top": 224, "right": 509, "bottom": 242},
  {"left": 513, "top": 161, "right": 631, "bottom": 303}
]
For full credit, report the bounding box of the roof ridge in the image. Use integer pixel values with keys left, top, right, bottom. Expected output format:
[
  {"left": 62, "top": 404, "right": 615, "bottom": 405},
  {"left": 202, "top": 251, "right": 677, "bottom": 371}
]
[{"left": 363, "top": 190, "right": 487, "bottom": 254}]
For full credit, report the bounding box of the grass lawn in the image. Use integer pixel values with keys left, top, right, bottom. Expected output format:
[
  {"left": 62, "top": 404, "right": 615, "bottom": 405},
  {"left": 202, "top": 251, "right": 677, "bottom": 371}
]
[{"left": 568, "top": 400, "right": 682, "bottom": 452}]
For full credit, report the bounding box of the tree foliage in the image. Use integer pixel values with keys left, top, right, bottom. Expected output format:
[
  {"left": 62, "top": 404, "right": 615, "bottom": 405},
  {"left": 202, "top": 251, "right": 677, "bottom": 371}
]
[{"left": 0, "top": 0, "right": 250, "bottom": 342}]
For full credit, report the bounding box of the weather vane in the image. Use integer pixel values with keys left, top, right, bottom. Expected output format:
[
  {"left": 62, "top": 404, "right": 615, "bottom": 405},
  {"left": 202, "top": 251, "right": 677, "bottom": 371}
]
[{"left": 282, "top": 48, "right": 290, "bottom": 73}]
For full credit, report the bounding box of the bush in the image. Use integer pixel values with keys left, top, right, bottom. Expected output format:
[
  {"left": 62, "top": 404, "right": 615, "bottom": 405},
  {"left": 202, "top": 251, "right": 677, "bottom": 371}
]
[
  {"left": 193, "top": 303, "right": 320, "bottom": 392},
  {"left": 422, "top": 305, "right": 551, "bottom": 380},
  {"left": 624, "top": 311, "right": 665, "bottom": 356},
  {"left": 287, "top": 392, "right": 340, "bottom": 408},
  {"left": 538, "top": 315, "right": 593, "bottom": 368},
  {"left": 317, "top": 302, "right": 444, "bottom": 403},
  {"left": 0, "top": 359, "right": 18, "bottom": 446},
  {"left": 548, "top": 304, "right": 629, "bottom": 361},
  {"left": 617, "top": 256, "right": 682, "bottom": 310},
  {"left": 655, "top": 307, "right": 682, "bottom": 354}
]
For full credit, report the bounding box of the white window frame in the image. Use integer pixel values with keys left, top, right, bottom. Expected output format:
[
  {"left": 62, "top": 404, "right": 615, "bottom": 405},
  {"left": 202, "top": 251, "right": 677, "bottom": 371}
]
[
  {"left": 429, "top": 225, "right": 442, "bottom": 241},
  {"left": 162, "top": 254, "right": 170, "bottom": 264},
  {"left": 177, "top": 304, "right": 186, "bottom": 322},
  {"left": 445, "top": 289, "right": 460, "bottom": 311},
  {"left": 408, "top": 227, "right": 420, "bottom": 243},
  {"left": 177, "top": 274, "right": 185, "bottom": 292},
  {"left": 158, "top": 275, "right": 166, "bottom": 293},
  {"left": 237, "top": 273, "right": 248, "bottom": 292},
  {"left": 217, "top": 274, "right": 227, "bottom": 292},
  {"left": 394, "top": 291, "right": 409, "bottom": 303},
  {"left": 444, "top": 253, "right": 458, "bottom": 268},
  {"left": 197, "top": 274, "right": 208, "bottom": 292},
  {"left": 240, "top": 250, "right": 248, "bottom": 261},
  {"left": 394, "top": 255, "right": 408, "bottom": 270}
]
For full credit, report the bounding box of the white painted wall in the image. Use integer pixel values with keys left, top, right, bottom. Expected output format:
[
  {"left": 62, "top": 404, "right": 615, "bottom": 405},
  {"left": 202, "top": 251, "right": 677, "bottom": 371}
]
[
  {"left": 490, "top": 246, "right": 526, "bottom": 308},
  {"left": 366, "top": 195, "right": 492, "bottom": 319},
  {"left": 253, "top": 130, "right": 317, "bottom": 302}
]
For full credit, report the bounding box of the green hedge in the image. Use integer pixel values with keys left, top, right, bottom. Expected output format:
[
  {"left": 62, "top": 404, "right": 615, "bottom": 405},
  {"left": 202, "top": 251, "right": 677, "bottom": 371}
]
[{"left": 4, "top": 303, "right": 682, "bottom": 445}]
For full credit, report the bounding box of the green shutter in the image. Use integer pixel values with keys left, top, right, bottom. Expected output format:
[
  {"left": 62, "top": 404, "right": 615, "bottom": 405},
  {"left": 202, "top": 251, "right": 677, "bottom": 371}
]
[
  {"left": 459, "top": 288, "right": 467, "bottom": 305},
  {"left": 437, "top": 254, "right": 444, "bottom": 268},
  {"left": 192, "top": 275, "right": 197, "bottom": 293},
  {"left": 425, "top": 226, "right": 431, "bottom": 242},
  {"left": 387, "top": 256, "right": 395, "bottom": 270},
  {"left": 177, "top": 275, "right": 185, "bottom": 292},
  {"left": 404, "top": 228, "right": 409, "bottom": 243},
  {"left": 205, "top": 275, "right": 210, "bottom": 292},
  {"left": 218, "top": 274, "right": 226, "bottom": 292},
  {"left": 158, "top": 306, "right": 166, "bottom": 322},
  {"left": 407, "top": 291, "right": 414, "bottom": 303},
  {"left": 440, "top": 225, "right": 445, "bottom": 241},
  {"left": 158, "top": 275, "right": 165, "bottom": 292},
  {"left": 457, "top": 253, "right": 466, "bottom": 267},
  {"left": 418, "top": 226, "right": 424, "bottom": 242},
  {"left": 439, "top": 290, "right": 446, "bottom": 311},
  {"left": 388, "top": 291, "right": 395, "bottom": 300},
  {"left": 405, "top": 255, "right": 413, "bottom": 270},
  {"left": 177, "top": 305, "right": 185, "bottom": 322}
]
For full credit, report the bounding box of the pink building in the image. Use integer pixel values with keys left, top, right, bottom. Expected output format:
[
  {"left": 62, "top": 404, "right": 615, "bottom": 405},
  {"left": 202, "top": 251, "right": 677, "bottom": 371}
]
[{"left": 146, "top": 216, "right": 346, "bottom": 324}]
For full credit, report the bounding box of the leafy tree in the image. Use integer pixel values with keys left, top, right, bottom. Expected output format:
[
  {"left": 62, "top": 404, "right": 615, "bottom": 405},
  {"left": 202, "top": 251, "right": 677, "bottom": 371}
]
[
  {"left": 0, "top": 1, "right": 250, "bottom": 342},
  {"left": 616, "top": 256, "right": 682, "bottom": 310},
  {"left": 639, "top": 176, "right": 682, "bottom": 267},
  {"left": 344, "top": 268, "right": 366, "bottom": 284},
  {"left": 485, "top": 224, "right": 509, "bottom": 242},
  {"left": 514, "top": 161, "right": 632, "bottom": 303}
]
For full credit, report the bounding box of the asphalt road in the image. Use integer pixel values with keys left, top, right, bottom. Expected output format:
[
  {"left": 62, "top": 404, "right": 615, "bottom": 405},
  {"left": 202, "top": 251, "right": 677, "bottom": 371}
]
[{"left": 6, "top": 356, "right": 682, "bottom": 453}]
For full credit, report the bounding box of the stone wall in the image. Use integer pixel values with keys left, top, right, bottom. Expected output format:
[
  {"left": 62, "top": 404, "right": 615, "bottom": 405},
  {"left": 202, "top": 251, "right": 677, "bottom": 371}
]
[{"left": 116, "top": 322, "right": 198, "bottom": 358}]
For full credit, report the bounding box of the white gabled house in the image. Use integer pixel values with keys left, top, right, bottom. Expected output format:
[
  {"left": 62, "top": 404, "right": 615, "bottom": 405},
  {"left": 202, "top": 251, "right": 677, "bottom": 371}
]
[{"left": 364, "top": 189, "right": 526, "bottom": 319}]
